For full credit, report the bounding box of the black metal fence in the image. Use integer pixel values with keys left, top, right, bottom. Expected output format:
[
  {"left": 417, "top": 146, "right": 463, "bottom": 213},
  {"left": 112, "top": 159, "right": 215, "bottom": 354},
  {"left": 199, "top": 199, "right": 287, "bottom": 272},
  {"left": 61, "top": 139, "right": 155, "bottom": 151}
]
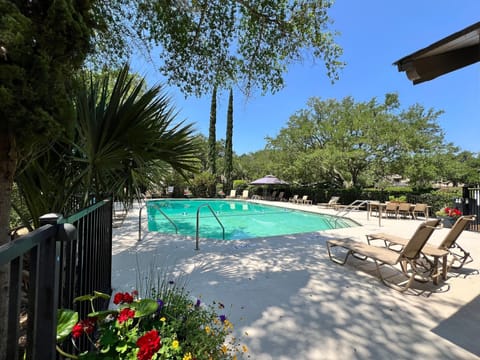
[
  {"left": 0, "top": 199, "right": 113, "bottom": 360},
  {"left": 462, "top": 186, "right": 480, "bottom": 231}
]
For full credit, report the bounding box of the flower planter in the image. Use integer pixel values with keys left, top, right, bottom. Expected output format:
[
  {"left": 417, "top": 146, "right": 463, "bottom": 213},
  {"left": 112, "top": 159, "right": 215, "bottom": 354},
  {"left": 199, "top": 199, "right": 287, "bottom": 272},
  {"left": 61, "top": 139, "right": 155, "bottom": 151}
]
[{"left": 440, "top": 216, "right": 456, "bottom": 228}]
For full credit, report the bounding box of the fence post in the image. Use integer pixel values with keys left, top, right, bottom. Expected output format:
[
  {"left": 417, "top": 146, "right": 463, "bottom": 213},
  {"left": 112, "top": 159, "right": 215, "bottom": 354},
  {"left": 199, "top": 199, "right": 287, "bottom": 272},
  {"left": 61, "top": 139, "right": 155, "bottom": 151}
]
[
  {"left": 33, "top": 214, "right": 62, "bottom": 359},
  {"left": 36, "top": 214, "right": 76, "bottom": 359}
]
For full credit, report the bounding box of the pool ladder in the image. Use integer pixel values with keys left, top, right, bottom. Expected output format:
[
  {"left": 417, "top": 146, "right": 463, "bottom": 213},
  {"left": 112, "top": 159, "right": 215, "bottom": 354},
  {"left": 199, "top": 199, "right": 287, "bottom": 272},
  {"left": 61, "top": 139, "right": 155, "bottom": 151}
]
[
  {"left": 138, "top": 203, "right": 178, "bottom": 241},
  {"left": 196, "top": 204, "right": 225, "bottom": 250}
]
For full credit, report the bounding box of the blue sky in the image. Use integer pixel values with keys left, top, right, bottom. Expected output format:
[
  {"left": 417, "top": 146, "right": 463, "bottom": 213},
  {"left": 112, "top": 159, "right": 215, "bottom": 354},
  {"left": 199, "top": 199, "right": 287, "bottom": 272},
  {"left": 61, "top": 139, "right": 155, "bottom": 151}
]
[{"left": 132, "top": 1, "right": 480, "bottom": 155}]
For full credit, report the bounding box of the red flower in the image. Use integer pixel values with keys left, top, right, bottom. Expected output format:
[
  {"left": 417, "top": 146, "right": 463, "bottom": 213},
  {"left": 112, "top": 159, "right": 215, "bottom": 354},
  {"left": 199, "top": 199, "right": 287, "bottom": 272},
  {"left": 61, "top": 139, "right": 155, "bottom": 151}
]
[
  {"left": 71, "top": 323, "right": 83, "bottom": 339},
  {"left": 113, "top": 292, "right": 124, "bottom": 304},
  {"left": 83, "top": 318, "right": 96, "bottom": 334},
  {"left": 113, "top": 291, "right": 135, "bottom": 304},
  {"left": 118, "top": 308, "right": 135, "bottom": 323},
  {"left": 123, "top": 292, "right": 134, "bottom": 304},
  {"left": 71, "top": 318, "right": 96, "bottom": 339},
  {"left": 444, "top": 207, "right": 462, "bottom": 217},
  {"left": 136, "top": 330, "right": 161, "bottom": 360}
]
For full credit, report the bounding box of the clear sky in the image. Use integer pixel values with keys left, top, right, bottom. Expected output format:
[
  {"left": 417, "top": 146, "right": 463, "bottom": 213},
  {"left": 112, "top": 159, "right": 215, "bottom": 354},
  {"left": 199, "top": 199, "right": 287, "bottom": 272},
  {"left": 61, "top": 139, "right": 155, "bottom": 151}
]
[{"left": 132, "top": 1, "right": 480, "bottom": 155}]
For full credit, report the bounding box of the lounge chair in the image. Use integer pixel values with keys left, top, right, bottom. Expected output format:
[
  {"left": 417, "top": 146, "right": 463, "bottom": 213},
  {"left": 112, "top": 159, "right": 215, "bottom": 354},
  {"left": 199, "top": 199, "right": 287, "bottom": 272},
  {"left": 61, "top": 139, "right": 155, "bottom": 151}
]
[
  {"left": 296, "top": 195, "right": 312, "bottom": 205},
  {"left": 267, "top": 191, "right": 277, "bottom": 200},
  {"left": 240, "top": 190, "right": 249, "bottom": 199},
  {"left": 289, "top": 195, "right": 299, "bottom": 203},
  {"left": 317, "top": 196, "right": 340, "bottom": 208},
  {"left": 277, "top": 192, "right": 285, "bottom": 201},
  {"left": 327, "top": 219, "right": 441, "bottom": 292},
  {"left": 226, "top": 190, "right": 236, "bottom": 198},
  {"left": 367, "top": 215, "right": 475, "bottom": 279}
]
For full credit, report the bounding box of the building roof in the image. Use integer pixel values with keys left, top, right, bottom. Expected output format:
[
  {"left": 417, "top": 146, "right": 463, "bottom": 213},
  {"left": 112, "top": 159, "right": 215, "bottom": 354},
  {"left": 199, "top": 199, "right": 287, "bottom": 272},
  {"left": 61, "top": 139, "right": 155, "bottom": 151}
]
[{"left": 394, "top": 22, "right": 480, "bottom": 84}]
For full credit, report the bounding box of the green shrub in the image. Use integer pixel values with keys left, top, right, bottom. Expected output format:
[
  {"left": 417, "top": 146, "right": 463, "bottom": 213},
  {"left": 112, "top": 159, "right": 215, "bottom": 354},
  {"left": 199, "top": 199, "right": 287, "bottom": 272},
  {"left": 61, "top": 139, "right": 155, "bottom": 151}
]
[{"left": 232, "top": 180, "right": 248, "bottom": 191}]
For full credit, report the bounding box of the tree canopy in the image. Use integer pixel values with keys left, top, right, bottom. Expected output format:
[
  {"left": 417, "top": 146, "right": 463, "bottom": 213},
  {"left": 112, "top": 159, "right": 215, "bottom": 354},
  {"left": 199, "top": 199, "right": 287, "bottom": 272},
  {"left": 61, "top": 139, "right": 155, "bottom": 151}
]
[
  {"left": 264, "top": 94, "right": 459, "bottom": 188},
  {"left": 90, "top": 0, "right": 344, "bottom": 96}
]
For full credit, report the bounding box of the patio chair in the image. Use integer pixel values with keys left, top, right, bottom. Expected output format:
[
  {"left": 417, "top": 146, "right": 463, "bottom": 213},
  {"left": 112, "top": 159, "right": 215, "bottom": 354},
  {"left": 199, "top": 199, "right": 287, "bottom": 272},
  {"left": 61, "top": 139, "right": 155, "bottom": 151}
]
[
  {"left": 384, "top": 202, "right": 399, "bottom": 218},
  {"left": 397, "top": 202, "right": 413, "bottom": 219},
  {"left": 240, "top": 190, "right": 249, "bottom": 199},
  {"left": 412, "top": 203, "right": 429, "bottom": 219},
  {"left": 289, "top": 194, "right": 299, "bottom": 203},
  {"left": 367, "top": 215, "right": 475, "bottom": 279},
  {"left": 277, "top": 192, "right": 285, "bottom": 201},
  {"left": 327, "top": 219, "right": 441, "bottom": 292},
  {"left": 226, "top": 190, "right": 236, "bottom": 198},
  {"left": 317, "top": 196, "right": 340, "bottom": 208}
]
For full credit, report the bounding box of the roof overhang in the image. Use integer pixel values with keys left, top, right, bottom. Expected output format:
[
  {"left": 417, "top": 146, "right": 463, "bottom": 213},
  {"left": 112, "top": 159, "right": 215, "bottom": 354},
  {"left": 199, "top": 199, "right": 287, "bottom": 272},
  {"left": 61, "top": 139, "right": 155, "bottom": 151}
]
[{"left": 394, "top": 22, "right": 480, "bottom": 85}]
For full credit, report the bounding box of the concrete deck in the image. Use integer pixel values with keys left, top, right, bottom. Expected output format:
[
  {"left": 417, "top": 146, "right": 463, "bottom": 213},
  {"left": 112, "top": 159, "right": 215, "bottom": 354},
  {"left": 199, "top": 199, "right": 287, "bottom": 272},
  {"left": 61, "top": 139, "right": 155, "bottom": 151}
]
[{"left": 112, "top": 200, "right": 480, "bottom": 359}]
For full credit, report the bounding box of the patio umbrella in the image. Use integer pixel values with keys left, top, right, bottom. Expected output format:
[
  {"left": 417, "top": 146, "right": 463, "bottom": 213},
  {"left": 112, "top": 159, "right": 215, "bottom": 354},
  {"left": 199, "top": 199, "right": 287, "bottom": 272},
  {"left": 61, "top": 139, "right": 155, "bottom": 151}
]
[
  {"left": 249, "top": 175, "right": 288, "bottom": 198},
  {"left": 249, "top": 174, "right": 289, "bottom": 185}
]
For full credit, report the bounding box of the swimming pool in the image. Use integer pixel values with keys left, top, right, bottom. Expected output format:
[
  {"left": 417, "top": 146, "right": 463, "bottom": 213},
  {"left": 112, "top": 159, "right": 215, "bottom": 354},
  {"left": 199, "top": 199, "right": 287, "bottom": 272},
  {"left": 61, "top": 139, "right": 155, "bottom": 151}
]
[{"left": 147, "top": 199, "right": 358, "bottom": 240}]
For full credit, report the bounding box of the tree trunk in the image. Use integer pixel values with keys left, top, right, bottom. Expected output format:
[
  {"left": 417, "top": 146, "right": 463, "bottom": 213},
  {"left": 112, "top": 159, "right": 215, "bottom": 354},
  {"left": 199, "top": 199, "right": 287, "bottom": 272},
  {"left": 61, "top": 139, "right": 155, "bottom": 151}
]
[{"left": 0, "top": 131, "right": 17, "bottom": 360}]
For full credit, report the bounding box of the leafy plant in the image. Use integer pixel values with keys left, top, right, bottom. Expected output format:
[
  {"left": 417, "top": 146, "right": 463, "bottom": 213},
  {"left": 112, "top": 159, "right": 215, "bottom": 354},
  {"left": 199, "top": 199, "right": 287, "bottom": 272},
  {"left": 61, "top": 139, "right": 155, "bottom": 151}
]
[
  {"left": 57, "top": 289, "right": 247, "bottom": 360},
  {"left": 435, "top": 207, "right": 462, "bottom": 218}
]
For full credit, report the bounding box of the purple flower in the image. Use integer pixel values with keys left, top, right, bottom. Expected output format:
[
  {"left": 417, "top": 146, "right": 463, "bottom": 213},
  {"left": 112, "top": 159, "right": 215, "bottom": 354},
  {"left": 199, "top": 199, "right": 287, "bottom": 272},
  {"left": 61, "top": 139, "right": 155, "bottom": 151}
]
[
  {"left": 157, "top": 299, "right": 164, "bottom": 311},
  {"left": 195, "top": 299, "right": 201, "bottom": 307},
  {"left": 168, "top": 280, "right": 174, "bottom": 285},
  {"left": 219, "top": 315, "right": 227, "bottom": 323}
]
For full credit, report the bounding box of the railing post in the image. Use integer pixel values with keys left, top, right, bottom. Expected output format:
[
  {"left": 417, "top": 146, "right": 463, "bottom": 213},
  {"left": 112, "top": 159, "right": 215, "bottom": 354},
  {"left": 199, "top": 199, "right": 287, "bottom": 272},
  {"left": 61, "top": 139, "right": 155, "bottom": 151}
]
[{"left": 35, "top": 213, "right": 62, "bottom": 359}]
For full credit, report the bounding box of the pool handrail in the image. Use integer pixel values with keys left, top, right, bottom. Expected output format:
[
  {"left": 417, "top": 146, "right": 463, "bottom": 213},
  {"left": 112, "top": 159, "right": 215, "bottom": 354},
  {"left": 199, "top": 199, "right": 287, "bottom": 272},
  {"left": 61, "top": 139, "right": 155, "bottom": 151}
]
[
  {"left": 196, "top": 204, "right": 225, "bottom": 250},
  {"left": 139, "top": 203, "right": 178, "bottom": 241}
]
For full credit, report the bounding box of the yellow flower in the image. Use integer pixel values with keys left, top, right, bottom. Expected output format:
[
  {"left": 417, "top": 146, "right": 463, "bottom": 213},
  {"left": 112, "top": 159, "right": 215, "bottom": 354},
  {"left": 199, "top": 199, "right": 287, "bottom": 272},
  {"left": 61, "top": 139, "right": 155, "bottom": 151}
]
[
  {"left": 223, "top": 319, "right": 233, "bottom": 329},
  {"left": 242, "top": 345, "right": 248, "bottom": 353},
  {"left": 205, "top": 325, "right": 211, "bottom": 334},
  {"left": 160, "top": 317, "right": 166, "bottom": 322},
  {"left": 233, "top": 356, "right": 237, "bottom": 360},
  {"left": 183, "top": 353, "right": 192, "bottom": 360},
  {"left": 221, "top": 345, "right": 228, "bottom": 354},
  {"left": 172, "top": 340, "right": 179, "bottom": 349}
]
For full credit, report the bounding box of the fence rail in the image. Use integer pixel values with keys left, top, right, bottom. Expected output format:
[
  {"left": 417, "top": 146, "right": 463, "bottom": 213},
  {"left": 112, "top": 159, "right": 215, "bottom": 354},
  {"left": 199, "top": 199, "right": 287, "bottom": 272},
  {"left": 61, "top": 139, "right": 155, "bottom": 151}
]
[
  {"left": 0, "top": 199, "right": 113, "bottom": 359},
  {"left": 464, "top": 186, "right": 480, "bottom": 231}
]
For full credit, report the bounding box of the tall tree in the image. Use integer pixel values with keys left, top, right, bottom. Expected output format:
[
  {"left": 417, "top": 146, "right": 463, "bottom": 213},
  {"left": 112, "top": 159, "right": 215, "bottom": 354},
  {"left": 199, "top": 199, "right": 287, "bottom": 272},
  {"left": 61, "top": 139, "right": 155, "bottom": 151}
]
[
  {"left": 207, "top": 86, "right": 217, "bottom": 175},
  {"left": 225, "top": 88, "right": 234, "bottom": 190},
  {"left": 0, "top": 1, "right": 95, "bottom": 353},
  {"left": 266, "top": 95, "right": 446, "bottom": 188}
]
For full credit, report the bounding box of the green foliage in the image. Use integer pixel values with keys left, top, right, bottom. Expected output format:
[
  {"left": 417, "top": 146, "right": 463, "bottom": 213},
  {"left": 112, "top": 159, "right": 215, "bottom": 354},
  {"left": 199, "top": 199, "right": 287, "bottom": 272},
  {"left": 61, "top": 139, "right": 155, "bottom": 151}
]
[
  {"left": 388, "top": 195, "right": 407, "bottom": 203},
  {"left": 417, "top": 188, "right": 463, "bottom": 215},
  {"left": 232, "top": 180, "right": 248, "bottom": 191},
  {"left": 190, "top": 172, "right": 217, "bottom": 198},
  {"left": 224, "top": 89, "right": 234, "bottom": 191},
  {"left": 57, "top": 289, "right": 245, "bottom": 359},
  {"left": 15, "top": 65, "right": 200, "bottom": 224},
  {"left": 265, "top": 94, "right": 448, "bottom": 189},
  {"left": 208, "top": 87, "right": 217, "bottom": 174},
  {"left": 94, "top": 1, "right": 343, "bottom": 97},
  {"left": 0, "top": 0, "right": 94, "bottom": 163}
]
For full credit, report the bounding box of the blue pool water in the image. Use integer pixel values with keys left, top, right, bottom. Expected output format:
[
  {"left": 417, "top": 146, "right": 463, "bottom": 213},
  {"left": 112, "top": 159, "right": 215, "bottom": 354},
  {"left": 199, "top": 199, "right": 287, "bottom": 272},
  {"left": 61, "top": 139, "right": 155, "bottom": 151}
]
[{"left": 147, "top": 199, "right": 357, "bottom": 240}]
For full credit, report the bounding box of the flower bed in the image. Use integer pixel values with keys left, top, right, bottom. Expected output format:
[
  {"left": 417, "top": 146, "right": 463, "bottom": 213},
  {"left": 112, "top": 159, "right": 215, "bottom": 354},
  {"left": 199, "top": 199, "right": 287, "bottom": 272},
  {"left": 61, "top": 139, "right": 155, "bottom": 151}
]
[{"left": 57, "top": 288, "right": 247, "bottom": 360}]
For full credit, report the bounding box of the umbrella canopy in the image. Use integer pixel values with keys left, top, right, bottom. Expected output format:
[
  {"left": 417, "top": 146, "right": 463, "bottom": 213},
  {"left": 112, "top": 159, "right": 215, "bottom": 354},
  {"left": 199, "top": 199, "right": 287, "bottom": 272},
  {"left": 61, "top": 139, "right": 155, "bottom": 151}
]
[{"left": 249, "top": 175, "right": 288, "bottom": 185}]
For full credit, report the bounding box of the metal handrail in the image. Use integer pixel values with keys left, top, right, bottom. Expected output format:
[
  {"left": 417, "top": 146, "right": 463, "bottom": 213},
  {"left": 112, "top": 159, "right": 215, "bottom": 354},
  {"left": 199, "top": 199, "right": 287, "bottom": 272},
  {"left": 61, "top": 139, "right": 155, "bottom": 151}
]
[
  {"left": 333, "top": 200, "right": 370, "bottom": 227},
  {"left": 196, "top": 204, "right": 225, "bottom": 250},
  {"left": 138, "top": 203, "right": 178, "bottom": 241}
]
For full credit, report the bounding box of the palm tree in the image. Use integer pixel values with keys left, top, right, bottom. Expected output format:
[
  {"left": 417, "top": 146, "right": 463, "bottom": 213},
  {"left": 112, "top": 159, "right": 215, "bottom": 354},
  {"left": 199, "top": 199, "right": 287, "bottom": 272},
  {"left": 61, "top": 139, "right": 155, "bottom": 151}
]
[{"left": 15, "top": 65, "right": 200, "bottom": 223}]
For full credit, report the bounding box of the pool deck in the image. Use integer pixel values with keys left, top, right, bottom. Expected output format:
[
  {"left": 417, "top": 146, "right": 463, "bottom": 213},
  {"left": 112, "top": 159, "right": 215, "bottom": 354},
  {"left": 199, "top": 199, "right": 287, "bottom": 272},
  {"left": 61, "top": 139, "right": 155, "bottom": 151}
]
[{"left": 112, "top": 200, "right": 480, "bottom": 359}]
